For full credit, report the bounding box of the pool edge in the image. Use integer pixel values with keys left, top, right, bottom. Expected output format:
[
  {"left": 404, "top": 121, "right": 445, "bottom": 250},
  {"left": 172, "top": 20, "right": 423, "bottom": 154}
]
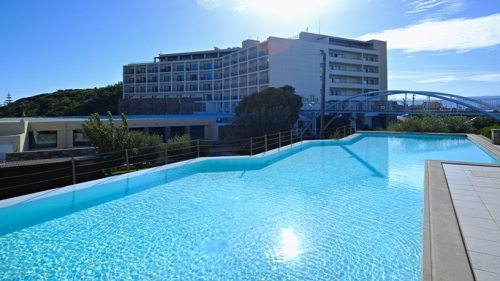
[{"left": 423, "top": 160, "right": 475, "bottom": 281}]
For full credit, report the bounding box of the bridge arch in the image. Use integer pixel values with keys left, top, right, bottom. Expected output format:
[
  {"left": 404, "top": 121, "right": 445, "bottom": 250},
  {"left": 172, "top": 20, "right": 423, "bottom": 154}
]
[{"left": 299, "top": 90, "right": 500, "bottom": 135}]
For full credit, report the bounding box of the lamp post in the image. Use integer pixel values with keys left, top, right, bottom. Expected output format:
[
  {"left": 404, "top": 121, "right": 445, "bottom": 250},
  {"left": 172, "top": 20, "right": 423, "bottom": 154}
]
[{"left": 320, "top": 51, "right": 326, "bottom": 139}]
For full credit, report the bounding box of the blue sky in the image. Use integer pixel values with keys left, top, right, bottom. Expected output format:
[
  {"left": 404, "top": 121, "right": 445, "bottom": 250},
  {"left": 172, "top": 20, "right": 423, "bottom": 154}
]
[{"left": 1, "top": 0, "right": 499, "bottom": 102}]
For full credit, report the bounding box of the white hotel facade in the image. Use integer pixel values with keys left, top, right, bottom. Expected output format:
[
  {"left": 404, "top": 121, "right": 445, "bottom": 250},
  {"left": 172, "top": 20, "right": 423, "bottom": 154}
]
[{"left": 121, "top": 32, "right": 387, "bottom": 115}]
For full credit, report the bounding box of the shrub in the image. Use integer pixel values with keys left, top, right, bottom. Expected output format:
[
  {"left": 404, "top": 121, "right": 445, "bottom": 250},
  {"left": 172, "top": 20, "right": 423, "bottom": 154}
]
[
  {"left": 386, "top": 114, "right": 475, "bottom": 133},
  {"left": 476, "top": 125, "right": 500, "bottom": 139},
  {"left": 165, "top": 134, "right": 192, "bottom": 159}
]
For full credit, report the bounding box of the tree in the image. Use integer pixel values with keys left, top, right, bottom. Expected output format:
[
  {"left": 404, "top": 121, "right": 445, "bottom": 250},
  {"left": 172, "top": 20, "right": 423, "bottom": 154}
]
[
  {"left": 80, "top": 111, "right": 166, "bottom": 170},
  {"left": 0, "top": 82, "right": 122, "bottom": 118},
  {"left": 230, "top": 85, "right": 303, "bottom": 137},
  {"left": 4, "top": 92, "right": 12, "bottom": 106},
  {"left": 80, "top": 111, "right": 131, "bottom": 170}
]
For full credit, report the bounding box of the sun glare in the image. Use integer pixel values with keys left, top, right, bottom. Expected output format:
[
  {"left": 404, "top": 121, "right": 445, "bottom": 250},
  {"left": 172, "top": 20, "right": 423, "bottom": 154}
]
[
  {"left": 281, "top": 228, "right": 300, "bottom": 258},
  {"left": 235, "top": 0, "right": 333, "bottom": 18}
]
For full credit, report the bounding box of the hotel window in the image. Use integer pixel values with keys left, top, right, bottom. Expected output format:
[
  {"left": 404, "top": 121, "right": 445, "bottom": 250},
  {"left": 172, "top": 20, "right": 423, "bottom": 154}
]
[
  {"left": 73, "top": 131, "right": 91, "bottom": 147},
  {"left": 128, "top": 87, "right": 134, "bottom": 93},
  {"left": 140, "top": 67, "right": 146, "bottom": 73},
  {"left": 334, "top": 53, "right": 345, "bottom": 58},
  {"left": 128, "top": 78, "right": 134, "bottom": 83},
  {"left": 176, "top": 65, "right": 184, "bottom": 71},
  {"left": 29, "top": 131, "right": 57, "bottom": 149}
]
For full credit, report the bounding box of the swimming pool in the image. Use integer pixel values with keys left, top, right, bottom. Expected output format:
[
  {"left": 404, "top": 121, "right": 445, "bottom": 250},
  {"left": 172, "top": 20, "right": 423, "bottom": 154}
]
[{"left": 0, "top": 133, "right": 498, "bottom": 280}]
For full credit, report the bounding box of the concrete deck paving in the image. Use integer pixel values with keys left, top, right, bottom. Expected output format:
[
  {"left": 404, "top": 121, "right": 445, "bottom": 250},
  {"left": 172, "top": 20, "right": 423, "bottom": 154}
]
[
  {"left": 424, "top": 134, "right": 500, "bottom": 281},
  {"left": 444, "top": 163, "right": 500, "bottom": 281}
]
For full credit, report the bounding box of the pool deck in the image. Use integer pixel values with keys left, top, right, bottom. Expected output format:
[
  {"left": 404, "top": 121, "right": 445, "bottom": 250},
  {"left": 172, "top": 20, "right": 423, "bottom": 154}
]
[{"left": 424, "top": 134, "right": 500, "bottom": 281}]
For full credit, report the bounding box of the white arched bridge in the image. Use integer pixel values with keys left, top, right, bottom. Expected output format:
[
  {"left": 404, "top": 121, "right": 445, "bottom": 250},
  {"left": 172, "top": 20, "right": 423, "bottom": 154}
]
[{"left": 298, "top": 90, "right": 500, "bottom": 135}]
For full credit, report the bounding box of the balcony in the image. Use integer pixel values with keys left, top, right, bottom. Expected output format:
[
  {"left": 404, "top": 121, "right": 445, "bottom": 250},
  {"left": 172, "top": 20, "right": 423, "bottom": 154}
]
[
  {"left": 231, "top": 83, "right": 238, "bottom": 88},
  {"left": 239, "top": 69, "right": 247, "bottom": 74},
  {"left": 248, "top": 66, "right": 257, "bottom": 73},
  {"left": 231, "top": 60, "right": 238, "bottom": 65},
  {"left": 231, "top": 71, "right": 238, "bottom": 76},
  {"left": 223, "top": 85, "right": 230, "bottom": 89},
  {"left": 248, "top": 54, "right": 257, "bottom": 60},
  {"left": 215, "top": 64, "right": 222, "bottom": 69},
  {"left": 248, "top": 80, "right": 258, "bottom": 86},
  {"left": 259, "top": 78, "right": 269, "bottom": 84},
  {"left": 239, "top": 81, "right": 247, "bottom": 87},
  {"left": 259, "top": 64, "right": 269, "bottom": 70},
  {"left": 223, "top": 73, "right": 230, "bottom": 78},
  {"left": 160, "top": 68, "right": 171, "bottom": 73}
]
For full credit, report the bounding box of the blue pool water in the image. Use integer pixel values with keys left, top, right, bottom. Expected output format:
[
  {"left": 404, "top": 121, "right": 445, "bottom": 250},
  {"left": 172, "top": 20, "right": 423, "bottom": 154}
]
[{"left": 0, "top": 133, "right": 498, "bottom": 280}]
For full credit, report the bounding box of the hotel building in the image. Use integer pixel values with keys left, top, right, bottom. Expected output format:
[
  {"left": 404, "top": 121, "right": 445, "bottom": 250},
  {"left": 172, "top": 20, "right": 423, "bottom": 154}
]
[{"left": 120, "top": 32, "right": 387, "bottom": 115}]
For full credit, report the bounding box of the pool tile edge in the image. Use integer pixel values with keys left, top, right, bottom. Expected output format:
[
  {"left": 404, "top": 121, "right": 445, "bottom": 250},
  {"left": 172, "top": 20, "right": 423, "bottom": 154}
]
[{"left": 423, "top": 160, "right": 475, "bottom": 281}]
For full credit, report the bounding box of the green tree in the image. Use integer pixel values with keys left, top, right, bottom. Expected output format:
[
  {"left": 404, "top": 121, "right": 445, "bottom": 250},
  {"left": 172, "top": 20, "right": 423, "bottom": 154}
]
[
  {"left": 0, "top": 82, "right": 122, "bottom": 118},
  {"left": 4, "top": 92, "right": 12, "bottom": 106},
  {"left": 80, "top": 111, "right": 131, "bottom": 169},
  {"left": 230, "top": 85, "right": 303, "bottom": 137}
]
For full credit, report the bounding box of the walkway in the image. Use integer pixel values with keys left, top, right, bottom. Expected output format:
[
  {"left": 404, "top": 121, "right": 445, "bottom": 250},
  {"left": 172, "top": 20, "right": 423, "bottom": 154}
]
[
  {"left": 424, "top": 134, "right": 500, "bottom": 281},
  {"left": 443, "top": 163, "right": 500, "bottom": 280}
]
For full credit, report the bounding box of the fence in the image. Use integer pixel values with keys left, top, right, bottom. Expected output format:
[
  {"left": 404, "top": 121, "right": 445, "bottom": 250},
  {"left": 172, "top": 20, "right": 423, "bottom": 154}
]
[{"left": 0, "top": 126, "right": 354, "bottom": 199}]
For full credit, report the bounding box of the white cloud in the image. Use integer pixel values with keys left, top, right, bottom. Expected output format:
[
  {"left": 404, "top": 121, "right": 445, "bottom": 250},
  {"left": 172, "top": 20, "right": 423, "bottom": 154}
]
[
  {"left": 467, "top": 73, "right": 500, "bottom": 82},
  {"left": 414, "top": 72, "right": 500, "bottom": 84},
  {"left": 405, "top": 0, "right": 466, "bottom": 19},
  {"left": 419, "top": 75, "right": 458, "bottom": 83},
  {"left": 358, "top": 13, "right": 500, "bottom": 52}
]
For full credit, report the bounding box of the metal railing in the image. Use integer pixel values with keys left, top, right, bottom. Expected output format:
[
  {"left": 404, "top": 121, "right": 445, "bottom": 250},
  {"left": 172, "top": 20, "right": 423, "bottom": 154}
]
[{"left": 0, "top": 126, "right": 355, "bottom": 199}]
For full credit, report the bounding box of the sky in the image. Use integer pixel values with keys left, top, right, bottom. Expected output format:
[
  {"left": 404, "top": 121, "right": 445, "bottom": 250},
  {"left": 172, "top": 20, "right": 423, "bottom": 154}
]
[{"left": 1, "top": 0, "right": 500, "bottom": 102}]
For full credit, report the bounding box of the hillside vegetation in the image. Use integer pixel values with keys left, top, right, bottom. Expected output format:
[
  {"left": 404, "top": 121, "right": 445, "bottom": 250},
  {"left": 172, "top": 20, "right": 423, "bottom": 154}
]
[{"left": 0, "top": 82, "right": 122, "bottom": 118}]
